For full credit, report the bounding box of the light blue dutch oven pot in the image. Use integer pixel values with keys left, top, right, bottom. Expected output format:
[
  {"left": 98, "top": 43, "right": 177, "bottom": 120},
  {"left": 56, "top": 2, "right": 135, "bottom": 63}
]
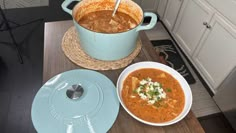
[{"left": 62, "top": 0, "right": 157, "bottom": 61}]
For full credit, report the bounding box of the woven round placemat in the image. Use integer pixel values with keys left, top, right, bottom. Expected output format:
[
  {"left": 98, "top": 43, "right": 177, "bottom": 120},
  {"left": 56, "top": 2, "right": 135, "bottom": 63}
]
[{"left": 61, "top": 27, "right": 142, "bottom": 70}]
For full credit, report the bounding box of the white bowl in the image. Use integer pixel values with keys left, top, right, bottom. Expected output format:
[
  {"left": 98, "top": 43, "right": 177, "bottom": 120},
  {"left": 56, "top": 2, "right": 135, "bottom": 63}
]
[{"left": 116, "top": 61, "right": 192, "bottom": 126}]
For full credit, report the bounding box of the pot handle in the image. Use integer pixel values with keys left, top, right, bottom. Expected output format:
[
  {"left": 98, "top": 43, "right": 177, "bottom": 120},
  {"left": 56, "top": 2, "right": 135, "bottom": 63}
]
[
  {"left": 61, "top": 0, "right": 81, "bottom": 15},
  {"left": 136, "top": 12, "right": 158, "bottom": 31}
]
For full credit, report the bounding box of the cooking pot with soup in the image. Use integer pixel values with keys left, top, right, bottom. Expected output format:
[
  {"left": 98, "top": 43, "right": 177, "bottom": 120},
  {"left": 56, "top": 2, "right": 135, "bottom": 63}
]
[{"left": 62, "top": 0, "right": 157, "bottom": 61}]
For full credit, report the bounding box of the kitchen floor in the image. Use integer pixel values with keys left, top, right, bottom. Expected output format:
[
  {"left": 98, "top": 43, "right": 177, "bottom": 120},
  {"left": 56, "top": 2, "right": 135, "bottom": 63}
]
[{"left": 0, "top": 1, "right": 235, "bottom": 132}]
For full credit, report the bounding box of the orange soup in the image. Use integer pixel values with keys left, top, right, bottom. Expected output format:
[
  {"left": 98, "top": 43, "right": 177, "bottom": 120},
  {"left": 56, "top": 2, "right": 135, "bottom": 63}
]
[
  {"left": 122, "top": 68, "right": 185, "bottom": 123},
  {"left": 77, "top": 10, "right": 138, "bottom": 33}
]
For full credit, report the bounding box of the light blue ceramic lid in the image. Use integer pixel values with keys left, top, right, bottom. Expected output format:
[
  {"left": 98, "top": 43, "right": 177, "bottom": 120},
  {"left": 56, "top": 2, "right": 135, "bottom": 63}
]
[{"left": 31, "top": 69, "right": 120, "bottom": 133}]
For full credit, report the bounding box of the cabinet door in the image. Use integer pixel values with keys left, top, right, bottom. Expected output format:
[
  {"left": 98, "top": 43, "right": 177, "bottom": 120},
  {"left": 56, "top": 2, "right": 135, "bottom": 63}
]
[
  {"left": 157, "top": 0, "right": 168, "bottom": 19},
  {"left": 193, "top": 14, "right": 236, "bottom": 93},
  {"left": 172, "top": 0, "right": 214, "bottom": 56},
  {"left": 140, "top": 0, "right": 159, "bottom": 12},
  {"left": 162, "top": 0, "right": 183, "bottom": 31},
  {"left": 133, "top": 0, "right": 159, "bottom": 12}
]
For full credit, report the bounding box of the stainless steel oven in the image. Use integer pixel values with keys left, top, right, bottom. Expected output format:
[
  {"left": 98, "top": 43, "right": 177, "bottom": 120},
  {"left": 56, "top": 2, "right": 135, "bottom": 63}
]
[{"left": 213, "top": 67, "right": 236, "bottom": 131}]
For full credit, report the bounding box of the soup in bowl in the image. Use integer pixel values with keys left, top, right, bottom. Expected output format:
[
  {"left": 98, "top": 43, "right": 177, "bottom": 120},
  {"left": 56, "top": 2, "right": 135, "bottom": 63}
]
[{"left": 116, "top": 61, "right": 192, "bottom": 126}]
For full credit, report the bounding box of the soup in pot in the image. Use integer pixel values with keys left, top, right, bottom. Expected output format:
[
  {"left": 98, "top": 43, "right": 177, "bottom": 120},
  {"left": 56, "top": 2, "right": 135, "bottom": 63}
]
[
  {"left": 77, "top": 10, "right": 138, "bottom": 33},
  {"left": 122, "top": 68, "right": 185, "bottom": 123}
]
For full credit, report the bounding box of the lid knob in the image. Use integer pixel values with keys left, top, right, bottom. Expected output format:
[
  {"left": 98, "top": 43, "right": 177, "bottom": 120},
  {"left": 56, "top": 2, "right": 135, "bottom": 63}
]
[{"left": 66, "top": 84, "right": 84, "bottom": 100}]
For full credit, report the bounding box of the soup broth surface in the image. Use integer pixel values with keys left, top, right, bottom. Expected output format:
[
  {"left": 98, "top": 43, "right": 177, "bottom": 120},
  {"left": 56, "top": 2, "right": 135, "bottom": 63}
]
[
  {"left": 122, "top": 68, "right": 185, "bottom": 123},
  {"left": 77, "top": 10, "right": 138, "bottom": 33}
]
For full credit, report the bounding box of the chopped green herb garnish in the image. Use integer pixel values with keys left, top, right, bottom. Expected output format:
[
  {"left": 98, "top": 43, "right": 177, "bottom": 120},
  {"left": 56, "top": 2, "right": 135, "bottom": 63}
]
[
  {"left": 166, "top": 88, "right": 172, "bottom": 92},
  {"left": 154, "top": 91, "right": 159, "bottom": 95},
  {"left": 147, "top": 91, "right": 155, "bottom": 96},
  {"left": 139, "top": 85, "right": 144, "bottom": 89},
  {"left": 132, "top": 89, "right": 137, "bottom": 93},
  {"left": 135, "top": 77, "right": 167, "bottom": 105},
  {"left": 140, "top": 90, "right": 144, "bottom": 93}
]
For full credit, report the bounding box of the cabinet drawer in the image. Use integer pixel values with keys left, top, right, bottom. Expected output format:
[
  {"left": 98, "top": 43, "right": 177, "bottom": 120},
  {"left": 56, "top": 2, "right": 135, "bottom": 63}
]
[{"left": 205, "top": 0, "right": 236, "bottom": 25}]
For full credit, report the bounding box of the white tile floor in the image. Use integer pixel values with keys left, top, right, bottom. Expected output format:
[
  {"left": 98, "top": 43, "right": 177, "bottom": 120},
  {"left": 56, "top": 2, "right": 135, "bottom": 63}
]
[{"left": 145, "top": 22, "right": 221, "bottom": 117}]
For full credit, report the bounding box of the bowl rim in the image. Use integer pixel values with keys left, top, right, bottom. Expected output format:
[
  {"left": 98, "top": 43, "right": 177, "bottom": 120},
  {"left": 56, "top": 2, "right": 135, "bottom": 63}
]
[{"left": 116, "top": 61, "right": 193, "bottom": 126}]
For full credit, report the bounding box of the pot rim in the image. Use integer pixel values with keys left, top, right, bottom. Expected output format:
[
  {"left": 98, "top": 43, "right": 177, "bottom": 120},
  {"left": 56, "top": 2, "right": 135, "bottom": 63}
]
[{"left": 71, "top": 0, "right": 144, "bottom": 34}]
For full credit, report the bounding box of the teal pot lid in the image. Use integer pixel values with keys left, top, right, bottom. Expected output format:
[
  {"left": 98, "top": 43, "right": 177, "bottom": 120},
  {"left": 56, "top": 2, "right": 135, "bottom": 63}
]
[{"left": 31, "top": 69, "right": 120, "bottom": 133}]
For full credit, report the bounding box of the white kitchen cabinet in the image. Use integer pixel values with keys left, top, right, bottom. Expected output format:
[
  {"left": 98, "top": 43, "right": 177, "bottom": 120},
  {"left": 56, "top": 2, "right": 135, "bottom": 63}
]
[
  {"left": 140, "top": 0, "right": 159, "bottom": 12},
  {"left": 132, "top": 0, "right": 159, "bottom": 12},
  {"left": 172, "top": 0, "right": 214, "bottom": 57},
  {"left": 205, "top": 0, "right": 236, "bottom": 26},
  {"left": 193, "top": 13, "right": 236, "bottom": 93},
  {"left": 157, "top": 0, "right": 168, "bottom": 19},
  {"left": 157, "top": 0, "right": 236, "bottom": 93},
  {"left": 162, "top": 0, "right": 183, "bottom": 31}
]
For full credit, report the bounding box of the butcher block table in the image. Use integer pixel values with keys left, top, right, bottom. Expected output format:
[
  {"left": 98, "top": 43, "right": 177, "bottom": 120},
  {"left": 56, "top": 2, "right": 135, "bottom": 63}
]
[{"left": 43, "top": 20, "right": 205, "bottom": 133}]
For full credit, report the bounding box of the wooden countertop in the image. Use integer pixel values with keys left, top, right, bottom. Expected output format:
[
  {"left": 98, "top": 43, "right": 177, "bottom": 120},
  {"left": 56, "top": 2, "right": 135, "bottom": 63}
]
[{"left": 43, "top": 20, "right": 205, "bottom": 133}]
